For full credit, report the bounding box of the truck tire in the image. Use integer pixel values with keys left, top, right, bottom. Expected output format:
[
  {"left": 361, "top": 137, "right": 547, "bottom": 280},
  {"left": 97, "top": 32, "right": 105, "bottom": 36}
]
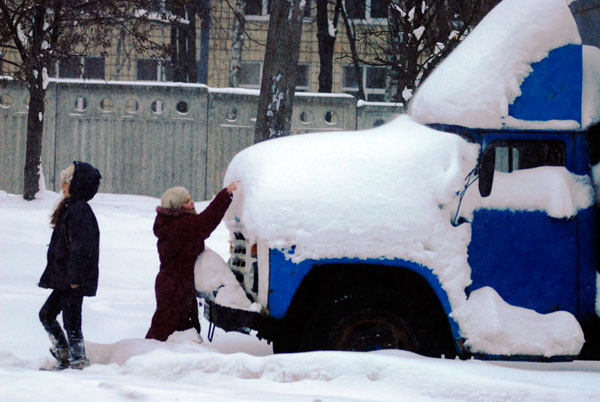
[{"left": 299, "top": 287, "right": 452, "bottom": 357}]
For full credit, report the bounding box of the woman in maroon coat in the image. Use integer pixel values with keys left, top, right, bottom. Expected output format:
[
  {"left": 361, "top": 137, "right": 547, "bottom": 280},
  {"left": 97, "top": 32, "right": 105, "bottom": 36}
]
[{"left": 146, "top": 182, "right": 237, "bottom": 341}]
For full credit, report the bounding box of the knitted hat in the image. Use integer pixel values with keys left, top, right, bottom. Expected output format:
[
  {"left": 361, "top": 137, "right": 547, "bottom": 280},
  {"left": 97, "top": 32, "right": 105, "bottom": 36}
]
[
  {"left": 161, "top": 186, "right": 190, "bottom": 209},
  {"left": 59, "top": 164, "right": 75, "bottom": 185}
]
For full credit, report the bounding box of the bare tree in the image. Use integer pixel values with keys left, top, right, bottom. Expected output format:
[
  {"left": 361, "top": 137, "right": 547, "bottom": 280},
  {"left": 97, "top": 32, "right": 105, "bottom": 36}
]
[
  {"left": 254, "top": 0, "right": 307, "bottom": 143},
  {"left": 0, "top": 0, "right": 172, "bottom": 199},
  {"left": 316, "top": 0, "right": 342, "bottom": 92},
  {"left": 339, "top": 0, "right": 366, "bottom": 100},
  {"left": 338, "top": 0, "right": 499, "bottom": 105},
  {"left": 228, "top": 0, "right": 246, "bottom": 87}
]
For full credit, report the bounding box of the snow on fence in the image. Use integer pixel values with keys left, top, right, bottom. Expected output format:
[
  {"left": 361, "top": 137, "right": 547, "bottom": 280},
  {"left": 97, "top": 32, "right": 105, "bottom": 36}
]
[{"left": 0, "top": 80, "right": 402, "bottom": 200}]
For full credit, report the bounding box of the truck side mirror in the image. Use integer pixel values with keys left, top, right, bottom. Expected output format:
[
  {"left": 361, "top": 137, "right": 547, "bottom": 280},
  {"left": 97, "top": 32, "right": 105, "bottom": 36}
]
[{"left": 478, "top": 145, "right": 496, "bottom": 197}]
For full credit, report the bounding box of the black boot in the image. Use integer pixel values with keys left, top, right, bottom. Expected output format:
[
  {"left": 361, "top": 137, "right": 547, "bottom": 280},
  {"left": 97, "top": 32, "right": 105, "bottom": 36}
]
[
  {"left": 48, "top": 345, "right": 70, "bottom": 370},
  {"left": 43, "top": 322, "right": 70, "bottom": 370},
  {"left": 67, "top": 331, "right": 90, "bottom": 370}
]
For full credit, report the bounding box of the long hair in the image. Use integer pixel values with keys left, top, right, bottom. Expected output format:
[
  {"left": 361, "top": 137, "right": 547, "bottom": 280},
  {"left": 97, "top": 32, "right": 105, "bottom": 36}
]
[
  {"left": 50, "top": 198, "right": 70, "bottom": 228},
  {"left": 50, "top": 164, "right": 75, "bottom": 228}
]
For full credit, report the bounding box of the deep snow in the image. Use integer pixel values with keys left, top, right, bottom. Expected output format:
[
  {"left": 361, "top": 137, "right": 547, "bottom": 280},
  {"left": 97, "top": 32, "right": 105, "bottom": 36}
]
[{"left": 1, "top": 190, "right": 600, "bottom": 401}]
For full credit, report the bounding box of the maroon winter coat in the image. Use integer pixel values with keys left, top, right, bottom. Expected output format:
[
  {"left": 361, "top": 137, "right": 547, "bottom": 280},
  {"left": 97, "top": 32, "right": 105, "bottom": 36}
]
[{"left": 145, "top": 188, "right": 232, "bottom": 341}]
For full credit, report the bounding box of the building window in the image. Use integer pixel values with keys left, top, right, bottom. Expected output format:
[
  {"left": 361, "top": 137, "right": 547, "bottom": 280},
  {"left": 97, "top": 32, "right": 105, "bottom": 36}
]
[
  {"left": 239, "top": 61, "right": 310, "bottom": 91},
  {"left": 48, "top": 56, "right": 105, "bottom": 79},
  {"left": 245, "top": 0, "right": 270, "bottom": 16},
  {"left": 82, "top": 57, "right": 105, "bottom": 79},
  {"left": 295, "top": 64, "right": 310, "bottom": 92},
  {"left": 245, "top": 0, "right": 311, "bottom": 18},
  {"left": 149, "top": 0, "right": 165, "bottom": 12},
  {"left": 239, "top": 61, "right": 262, "bottom": 88},
  {"left": 136, "top": 59, "right": 173, "bottom": 81},
  {"left": 342, "top": 65, "right": 387, "bottom": 101},
  {"left": 346, "top": 0, "right": 387, "bottom": 21}
]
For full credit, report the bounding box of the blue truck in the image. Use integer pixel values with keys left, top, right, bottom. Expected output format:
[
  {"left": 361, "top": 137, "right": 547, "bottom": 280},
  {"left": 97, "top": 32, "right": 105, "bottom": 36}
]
[{"left": 203, "top": 42, "right": 600, "bottom": 360}]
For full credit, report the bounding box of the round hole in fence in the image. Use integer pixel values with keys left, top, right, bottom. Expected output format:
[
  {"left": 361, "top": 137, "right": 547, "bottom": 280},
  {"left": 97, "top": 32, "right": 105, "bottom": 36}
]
[
  {"left": 0, "top": 94, "right": 13, "bottom": 108},
  {"left": 126, "top": 98, "right": 139, "bottom": 114},
  {"left": 324, "top": 110, "right": 338, "bottom": 125},
  {"left": 373, "top": 119, "right": 385, "bottom": 127},
  {"left": 176, "top": 101, "right": 189, "bottom": 114},
  {"left": 299, "top": 110, "right": 313, "bottom": 124},
  {"left": 151, "top": 100, "right": 163, "bottom": 115},
  {"left": 225, "top": 108, "right": 238, "bottom": 122},
  {"left": 100, "top": 97, "right": 114, "bottom": 112},
  {"left": 74, "top": 97, "right": 88, "bottom": 112}
]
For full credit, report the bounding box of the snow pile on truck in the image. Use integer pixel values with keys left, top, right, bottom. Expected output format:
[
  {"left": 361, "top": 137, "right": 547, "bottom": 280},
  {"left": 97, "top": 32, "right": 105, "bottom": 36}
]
[
  {"left": 409, "top": 0, "right": 600, "bottom": 129},
  {"left": 225, "top": 115, "right": 478, "bottom": 265}
]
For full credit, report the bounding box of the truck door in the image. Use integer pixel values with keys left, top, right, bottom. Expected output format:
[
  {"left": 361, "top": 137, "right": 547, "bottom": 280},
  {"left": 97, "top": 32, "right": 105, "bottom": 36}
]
[{"left": 467, "top": 136, "right": 580, "bottom": 315}]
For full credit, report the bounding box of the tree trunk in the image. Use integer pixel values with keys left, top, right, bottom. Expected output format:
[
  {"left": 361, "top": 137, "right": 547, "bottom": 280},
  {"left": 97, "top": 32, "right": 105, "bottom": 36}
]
[
  {"left": 198, "top": 0, "right": 211, "bottom": 84},
  {"left": 229, "top": 0, "right": 245, "bottom": 87},
  {"left": 187, "top": 3, "right": 198, "bottom": 83},
  {"left": 254, "top": 0, "right": 306, "bottom": 143},
  {"left": 316, "top": 0, "right": 337, "bottom": 92},
  {"left": 23, "top": 76, "right": 46, "bottom": 200}
]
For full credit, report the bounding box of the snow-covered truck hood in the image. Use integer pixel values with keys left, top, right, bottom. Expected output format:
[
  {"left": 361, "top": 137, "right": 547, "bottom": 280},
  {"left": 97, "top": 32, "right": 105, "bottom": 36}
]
[{"left": 224, "top": 115, "right": 478, "bottom": 265}]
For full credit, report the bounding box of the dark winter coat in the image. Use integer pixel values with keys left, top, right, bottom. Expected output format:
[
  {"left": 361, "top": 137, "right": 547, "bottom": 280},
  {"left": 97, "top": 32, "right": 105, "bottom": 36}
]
[
  {"left": 145, "top": 188, "right": 232, "bottom": 341},
  {"left": 38, "top": 162, "right": 102, "bottom": 297}
]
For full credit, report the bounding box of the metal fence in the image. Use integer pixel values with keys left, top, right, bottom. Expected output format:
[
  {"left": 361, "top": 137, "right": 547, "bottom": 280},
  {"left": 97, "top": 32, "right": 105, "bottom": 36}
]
[{"left": 0, "top": 80, "right": 402, "bottom": 200}]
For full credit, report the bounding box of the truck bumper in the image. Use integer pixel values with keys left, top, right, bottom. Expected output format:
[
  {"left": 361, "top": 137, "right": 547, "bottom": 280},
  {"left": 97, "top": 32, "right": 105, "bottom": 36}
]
[{"left": 203, "top": 298, "right": 277, "bottom": 340}]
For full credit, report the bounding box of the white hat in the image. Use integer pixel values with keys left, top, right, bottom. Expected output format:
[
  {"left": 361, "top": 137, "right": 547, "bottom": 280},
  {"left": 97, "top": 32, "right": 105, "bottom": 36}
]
[
  {"left": 160, "top": 186, "right": 190, "bottom": 209},
  {"left": 60, "top": 164, "right": 75, "bottom": 185}
]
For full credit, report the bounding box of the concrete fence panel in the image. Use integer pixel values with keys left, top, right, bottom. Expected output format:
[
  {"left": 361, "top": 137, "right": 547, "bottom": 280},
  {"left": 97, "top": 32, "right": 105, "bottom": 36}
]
[
  {"left": 0, "top": 82, "right": 56, "bottom": 193},
  {"left": 1, "top": 80, "right": 401, "bottom": 200},
  {"left": 206, "top": 89, "right": 259, "bottom": 197},
  {"left": 52, "top": 82, "right": 209, "bottom": 200}
]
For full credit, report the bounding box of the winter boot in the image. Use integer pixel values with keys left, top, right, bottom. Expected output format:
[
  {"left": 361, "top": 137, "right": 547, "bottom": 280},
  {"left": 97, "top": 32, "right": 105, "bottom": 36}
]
[
  {"left": 67, "top": 332, "right": 90, "bottom": 370},
  {"left": 48, "top": 345, "right": 71, "bottom": 370},
  {"left": 42, "top": 327, "right": 70, "bottom": 370}
]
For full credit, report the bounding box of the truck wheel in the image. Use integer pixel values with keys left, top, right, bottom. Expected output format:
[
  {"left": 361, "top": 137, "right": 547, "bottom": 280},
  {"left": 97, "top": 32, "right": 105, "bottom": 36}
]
[
  {"left": 272, "top": 328, "right": 301, "bottom": 354},
  {"left": 300, "top": 289, "right": 450, "bottom": 356}
]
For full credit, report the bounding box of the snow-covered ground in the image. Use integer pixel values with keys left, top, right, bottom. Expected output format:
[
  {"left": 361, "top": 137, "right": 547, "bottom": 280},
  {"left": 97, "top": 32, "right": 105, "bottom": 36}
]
[{"left": 1, "top": 189, "right": 600, "bottom": 401}]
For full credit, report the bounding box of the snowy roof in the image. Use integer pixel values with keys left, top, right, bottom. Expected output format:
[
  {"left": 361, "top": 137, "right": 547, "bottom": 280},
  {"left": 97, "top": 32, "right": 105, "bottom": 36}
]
[{"left": 408, "top": 0, "right": 593, "bottom": 129}]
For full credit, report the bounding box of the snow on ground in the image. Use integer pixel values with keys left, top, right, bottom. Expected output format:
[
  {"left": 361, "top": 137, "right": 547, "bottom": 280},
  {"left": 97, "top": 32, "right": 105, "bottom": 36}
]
[{"left": 1, "top": 189, "right": 600, "bottom": 401}]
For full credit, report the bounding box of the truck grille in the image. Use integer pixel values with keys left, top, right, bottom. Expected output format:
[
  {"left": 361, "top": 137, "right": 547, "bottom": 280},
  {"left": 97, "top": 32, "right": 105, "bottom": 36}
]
[{"left": 229, "top": 231, "right": 258, "bottom": 302}]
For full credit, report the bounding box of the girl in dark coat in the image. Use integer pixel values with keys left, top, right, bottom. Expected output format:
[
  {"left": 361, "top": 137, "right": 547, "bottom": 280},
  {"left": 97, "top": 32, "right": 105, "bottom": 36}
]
[
  {"left": 146, "top": 182, "right": 237, "bottom": 341},
  {"left": 38, "top": 161, "right": 102, "bottom": 370}
]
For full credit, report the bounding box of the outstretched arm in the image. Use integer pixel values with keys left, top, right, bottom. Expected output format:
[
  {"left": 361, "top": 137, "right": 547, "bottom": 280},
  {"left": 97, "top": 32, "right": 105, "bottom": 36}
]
[{"left": 191, "top": 181, "right": 239, "bottom": 238}]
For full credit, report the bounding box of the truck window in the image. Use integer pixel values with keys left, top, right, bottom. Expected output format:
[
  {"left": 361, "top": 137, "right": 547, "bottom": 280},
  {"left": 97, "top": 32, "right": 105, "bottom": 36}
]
[{"left": 491, "top": 140, "right": 566, "bottom": 173}]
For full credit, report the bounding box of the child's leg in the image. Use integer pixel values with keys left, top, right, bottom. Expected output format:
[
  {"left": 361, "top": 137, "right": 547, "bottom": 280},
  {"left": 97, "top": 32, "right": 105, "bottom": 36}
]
[
  {"left": 62, "top": 289, "right": 89, "bottom": 368},
  {"left": 39, "top": 290, "right": 68, "bottom": 349}
]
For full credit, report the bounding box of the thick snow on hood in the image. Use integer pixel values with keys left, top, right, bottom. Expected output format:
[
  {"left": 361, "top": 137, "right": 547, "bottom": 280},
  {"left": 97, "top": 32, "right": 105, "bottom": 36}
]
[
  {"left": 224, "top": 115, "right": 478, "bottom": 265},
  {"left": 408, "top": 0, "right": 582, "bottom": 129}
]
